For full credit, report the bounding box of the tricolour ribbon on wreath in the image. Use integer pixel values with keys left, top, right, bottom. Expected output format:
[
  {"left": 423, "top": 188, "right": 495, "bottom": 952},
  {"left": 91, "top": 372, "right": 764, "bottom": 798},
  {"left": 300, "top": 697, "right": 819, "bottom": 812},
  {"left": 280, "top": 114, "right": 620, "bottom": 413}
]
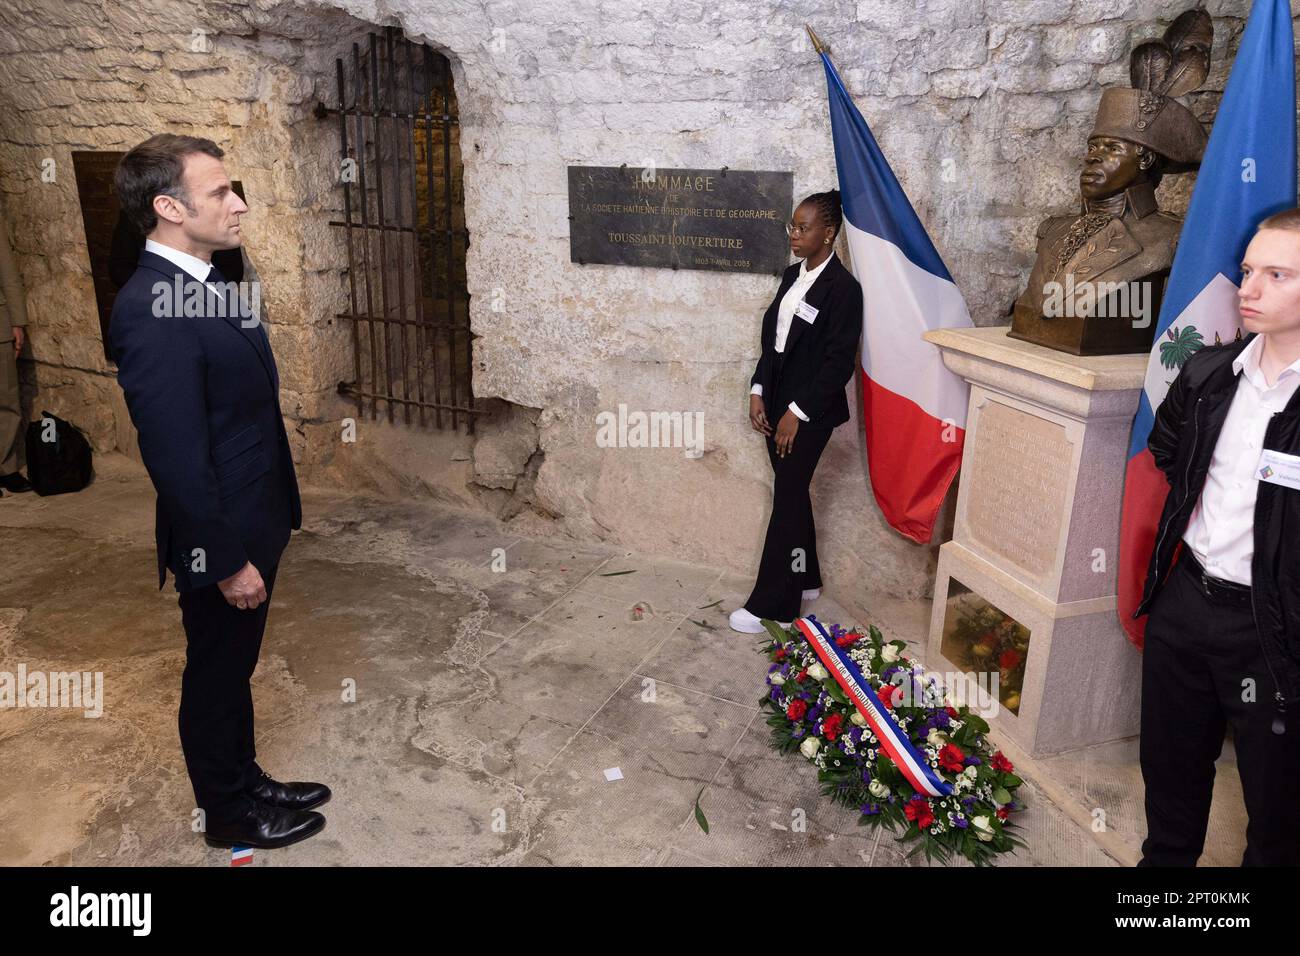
[{"left": 794, "top": 616, "right": 952, "bottom": 798}]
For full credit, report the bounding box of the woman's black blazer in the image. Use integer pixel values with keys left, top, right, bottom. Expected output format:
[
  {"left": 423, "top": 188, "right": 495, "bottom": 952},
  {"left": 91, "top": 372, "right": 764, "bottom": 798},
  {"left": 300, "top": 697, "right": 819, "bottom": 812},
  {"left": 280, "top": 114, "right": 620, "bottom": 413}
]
[{"left": 749, "top": 252, "right": 863, "bottom": 430}]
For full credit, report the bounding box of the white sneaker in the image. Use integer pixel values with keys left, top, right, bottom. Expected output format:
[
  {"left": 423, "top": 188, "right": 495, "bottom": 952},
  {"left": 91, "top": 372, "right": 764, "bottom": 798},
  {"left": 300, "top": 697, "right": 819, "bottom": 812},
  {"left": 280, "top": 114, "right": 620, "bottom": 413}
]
[
  {"left": 801, "top": 588, "right": 821, "bottom": 600},
  {"left": 729, "top": 607, "right": 790, "bottom": 634}
]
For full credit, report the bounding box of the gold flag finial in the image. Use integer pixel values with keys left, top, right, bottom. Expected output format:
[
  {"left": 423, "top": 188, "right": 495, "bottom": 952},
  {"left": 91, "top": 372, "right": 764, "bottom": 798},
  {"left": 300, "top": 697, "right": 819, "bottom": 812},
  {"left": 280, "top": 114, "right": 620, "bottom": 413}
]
[{"left": 805, "top": 24, "right": 829, "bottom": 56}]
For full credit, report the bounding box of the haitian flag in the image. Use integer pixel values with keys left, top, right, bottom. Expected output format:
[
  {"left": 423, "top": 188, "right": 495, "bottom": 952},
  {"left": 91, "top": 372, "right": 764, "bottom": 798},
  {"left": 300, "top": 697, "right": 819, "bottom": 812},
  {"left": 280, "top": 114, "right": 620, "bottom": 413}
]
[
  {"left": 819, "top": 49, "right": 972, "bottom": 544},
  {"left": 1117, "top": 0, "right": 1297, "bottom": 646}
]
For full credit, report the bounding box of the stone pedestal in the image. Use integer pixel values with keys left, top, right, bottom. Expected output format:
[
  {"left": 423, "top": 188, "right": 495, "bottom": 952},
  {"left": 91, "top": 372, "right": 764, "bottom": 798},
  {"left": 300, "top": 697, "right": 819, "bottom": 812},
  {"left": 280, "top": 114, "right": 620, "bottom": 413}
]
[{"left": 922, "top": 326, "right": 1147, "bottom": 757}]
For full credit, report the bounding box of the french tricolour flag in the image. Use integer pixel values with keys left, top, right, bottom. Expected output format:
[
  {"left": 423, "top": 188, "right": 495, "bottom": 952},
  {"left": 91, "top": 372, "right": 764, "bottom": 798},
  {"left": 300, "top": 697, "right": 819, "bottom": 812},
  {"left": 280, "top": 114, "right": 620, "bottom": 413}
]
[
  {"left": 820, "top": 51, "right": 972, "bottom": 544},
  {"left": 1117, "top": 0, "right": 1296, "bottom": 646}
]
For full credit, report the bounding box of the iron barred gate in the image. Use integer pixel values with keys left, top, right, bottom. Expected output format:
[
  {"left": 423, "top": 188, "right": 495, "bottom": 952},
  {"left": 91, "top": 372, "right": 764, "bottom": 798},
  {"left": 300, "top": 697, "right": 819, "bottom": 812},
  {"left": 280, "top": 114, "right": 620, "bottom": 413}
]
[{"left": 317, "top": 26, "right": 476, "bottom": 432}]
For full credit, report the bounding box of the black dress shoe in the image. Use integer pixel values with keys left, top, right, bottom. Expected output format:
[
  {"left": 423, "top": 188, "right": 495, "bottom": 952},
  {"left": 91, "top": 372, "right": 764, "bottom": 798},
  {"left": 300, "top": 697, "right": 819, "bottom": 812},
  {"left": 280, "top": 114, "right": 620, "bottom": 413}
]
[
  {"left": 204, "top": 801, "right": 325, "bottom": 849},
  {"left": 0, "top": 472, "right": 31, "bottom": 493},
  {"left": 247, "top": 770, "right": 331, "bottom": 811}
]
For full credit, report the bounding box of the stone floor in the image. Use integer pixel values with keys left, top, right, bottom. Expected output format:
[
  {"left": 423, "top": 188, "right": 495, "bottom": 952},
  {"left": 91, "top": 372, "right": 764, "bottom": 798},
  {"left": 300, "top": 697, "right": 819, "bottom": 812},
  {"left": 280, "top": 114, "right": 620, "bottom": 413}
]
[{"left": 0, "top": 455, "right": 1245, "bottom": 866}]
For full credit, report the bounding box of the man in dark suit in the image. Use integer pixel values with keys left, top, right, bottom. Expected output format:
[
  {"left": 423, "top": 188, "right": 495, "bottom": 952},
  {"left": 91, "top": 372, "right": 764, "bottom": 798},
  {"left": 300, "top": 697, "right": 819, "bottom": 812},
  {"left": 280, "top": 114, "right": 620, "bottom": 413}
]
[{"left": 109, "top": 134, "right": 328, "bottom": 850}]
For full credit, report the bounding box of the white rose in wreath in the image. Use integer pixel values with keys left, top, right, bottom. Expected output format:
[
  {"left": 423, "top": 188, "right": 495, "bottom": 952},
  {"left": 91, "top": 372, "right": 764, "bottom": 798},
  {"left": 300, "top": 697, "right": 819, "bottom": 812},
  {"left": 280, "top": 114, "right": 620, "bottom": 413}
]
[
  {"left": 807, "top": 663, "right": 829, "bottom": 681},
  {"left": 799, "top": 737, "right": 821, "bottom": 758},
  {"left": 880, "top": 644, "right": 901, "bottom": 663},
  {"left": 868, "top": 778, "right": 889, "bottom": 798},
  {"left": 849, "top": 710, "right": 868, "bottom": 727},
  {"left": 770, "top": 673, "right": 785, "bottom": 686},
  {"left": 926, "top": 728, "right": 948, "bottom": 747},
  {"left": 971, "top": 815, "right": 995, "bottom": 842}
]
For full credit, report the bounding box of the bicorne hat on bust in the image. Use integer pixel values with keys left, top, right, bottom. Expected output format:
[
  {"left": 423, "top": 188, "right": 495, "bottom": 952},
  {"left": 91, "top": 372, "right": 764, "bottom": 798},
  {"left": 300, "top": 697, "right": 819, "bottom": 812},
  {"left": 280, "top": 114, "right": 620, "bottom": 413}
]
[{"left": 1090, "top": 9, "right": 1212, "bottom": 173}]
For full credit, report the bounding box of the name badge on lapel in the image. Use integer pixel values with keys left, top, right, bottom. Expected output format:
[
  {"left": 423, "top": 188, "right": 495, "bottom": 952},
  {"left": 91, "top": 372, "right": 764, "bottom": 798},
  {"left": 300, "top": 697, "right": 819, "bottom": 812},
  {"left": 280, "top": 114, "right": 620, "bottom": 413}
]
[
  {"left": 795, "top": 300, "right": 819, "bottom": 324},
  {"left": 1257, "top": 448, "right": 1300, "bottom": 491}
]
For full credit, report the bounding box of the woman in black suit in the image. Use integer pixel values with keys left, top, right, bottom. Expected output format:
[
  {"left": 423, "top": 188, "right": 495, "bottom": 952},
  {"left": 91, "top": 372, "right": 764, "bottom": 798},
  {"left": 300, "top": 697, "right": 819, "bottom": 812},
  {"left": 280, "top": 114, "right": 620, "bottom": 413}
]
[{"left": 730, "top": 190, "right": 863, "bottom": 633}]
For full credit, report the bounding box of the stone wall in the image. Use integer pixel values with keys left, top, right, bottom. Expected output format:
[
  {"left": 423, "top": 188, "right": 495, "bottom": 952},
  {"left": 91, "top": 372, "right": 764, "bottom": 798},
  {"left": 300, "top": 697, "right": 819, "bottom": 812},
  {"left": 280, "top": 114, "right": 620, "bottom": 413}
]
[{"left": 0, "top": 0, "right": 1289, "bottom": 614}]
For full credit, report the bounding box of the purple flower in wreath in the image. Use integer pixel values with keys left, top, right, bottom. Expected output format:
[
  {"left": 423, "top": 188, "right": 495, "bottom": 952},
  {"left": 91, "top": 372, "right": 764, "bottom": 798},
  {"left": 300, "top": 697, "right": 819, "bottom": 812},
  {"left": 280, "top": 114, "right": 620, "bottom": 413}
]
[
  {"left": 768, "top": 663, "right": 782, "bottom": 674},
  {"left": 848, "top": 726, "right": 862, "bottom": 744},
  {"left": 807, "top": 705, "right": 822, "bottom": 723},
  {"left": 861, "top": 767, "right": 872, "bottom": 783},
  {"left": 964, "top": 756, "right": 981, "bottom": 767},
  {"left": 860, "top": 803, "right": 881, "bottom": 816},
  {"left": 953, "top": 817, "right": 969, "bottom": 829},
  {"left": 791, "top": 727, "right": 805, "bottom": 738},
  {"left": 768, "top": 687, "right": 782, "bottom": 703}
]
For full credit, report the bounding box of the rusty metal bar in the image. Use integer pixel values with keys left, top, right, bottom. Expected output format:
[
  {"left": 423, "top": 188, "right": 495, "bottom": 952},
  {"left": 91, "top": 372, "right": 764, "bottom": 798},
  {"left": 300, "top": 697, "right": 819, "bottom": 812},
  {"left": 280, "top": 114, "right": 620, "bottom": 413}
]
[
  {"left": 441, "top": 54, "right": 460, "bottom": 431},
  {"left": 335, "top": 56, "right": 362, "bottom": 419},
  {"left": 422, "top": 44, "right": 444, "bottom": 429},
  {"left": 337, "top": 383, "right": 482, "bottom": 415},
  {"left": 369, "top": 32, "right": 395, "bottom": 423},
  {"left": 326, "top": 220, "right": 468, "bottom": 239},
  {"left": 385, "top": 27, "right": 412, "bottom": 425},
  {"left": 338, "top": 316, "right": 470, "bottom": 330},
  {"left": 403, "top": 33, "right": 428, "bottom": 428},
  {"left": 316, "top": 106, "right": 460, "bottom": 123},
  {"left": 351, "top": 42, "right": 379, "bottom": 420}
]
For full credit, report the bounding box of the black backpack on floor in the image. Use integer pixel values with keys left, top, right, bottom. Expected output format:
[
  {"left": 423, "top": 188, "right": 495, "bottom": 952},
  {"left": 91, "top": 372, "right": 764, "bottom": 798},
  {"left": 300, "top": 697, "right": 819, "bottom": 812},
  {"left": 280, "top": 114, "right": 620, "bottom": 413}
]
[{"left": 24, "top": 410, "right": 93, "bottom": 496}]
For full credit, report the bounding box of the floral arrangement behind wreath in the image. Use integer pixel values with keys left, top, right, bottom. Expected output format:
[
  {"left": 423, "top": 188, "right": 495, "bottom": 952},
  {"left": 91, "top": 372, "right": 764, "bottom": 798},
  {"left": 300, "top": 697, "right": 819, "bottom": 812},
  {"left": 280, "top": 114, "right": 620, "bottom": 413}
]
[{"left": 760, "top": 618, "right": 1027, "bottom": 865}]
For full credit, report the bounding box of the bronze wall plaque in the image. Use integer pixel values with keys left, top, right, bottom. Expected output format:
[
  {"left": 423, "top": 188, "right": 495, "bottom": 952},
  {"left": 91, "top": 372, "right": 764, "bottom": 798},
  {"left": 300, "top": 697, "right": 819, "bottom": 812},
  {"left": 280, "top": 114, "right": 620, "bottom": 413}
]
[{"left": 567, "top": 166, "right": 793, "bottom": 275}]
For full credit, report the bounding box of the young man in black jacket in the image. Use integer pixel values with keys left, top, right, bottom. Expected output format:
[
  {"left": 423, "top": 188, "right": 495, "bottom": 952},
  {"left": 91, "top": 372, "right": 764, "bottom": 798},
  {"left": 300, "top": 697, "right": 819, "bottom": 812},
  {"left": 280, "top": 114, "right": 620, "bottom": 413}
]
[{"left": 1135, "top": 208, "right": 1300, "bottom": 866}]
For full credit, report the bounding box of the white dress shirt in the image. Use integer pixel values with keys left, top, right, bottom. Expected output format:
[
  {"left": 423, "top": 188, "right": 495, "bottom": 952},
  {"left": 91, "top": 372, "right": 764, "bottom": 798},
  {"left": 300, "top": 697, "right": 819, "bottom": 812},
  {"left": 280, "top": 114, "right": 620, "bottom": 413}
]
[
  {"left": 1183, "top": 334, "right": 1300, "bottom": 585},
  {"left": 750, "top": 252, "right": 835, "bottom": 423},
  {"left": 144, "top": 238, "right": 221, "bottom": 290}
]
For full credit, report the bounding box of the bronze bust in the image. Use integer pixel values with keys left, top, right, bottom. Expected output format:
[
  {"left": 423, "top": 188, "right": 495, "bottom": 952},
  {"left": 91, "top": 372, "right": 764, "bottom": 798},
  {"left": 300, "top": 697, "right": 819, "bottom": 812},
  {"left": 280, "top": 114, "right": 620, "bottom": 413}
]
[{"left": 1009, "top": 10, "right": 1212, "bottom": 356}]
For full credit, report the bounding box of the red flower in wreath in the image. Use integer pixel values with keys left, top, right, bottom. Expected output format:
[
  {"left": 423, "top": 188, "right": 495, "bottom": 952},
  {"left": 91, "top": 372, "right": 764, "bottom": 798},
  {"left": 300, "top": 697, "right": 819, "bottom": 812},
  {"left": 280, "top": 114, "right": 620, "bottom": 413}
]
[
  {"left": 945, "top": 705, "right": 959, "bottom": 719},
  {"left": 877, "top": 683, "right": 899, "bottom": 709},
  {"left": 821, "top": 713, "right": 844, "bottom": 741},
  {"left": 794, "top": 668, "right": 808, "bottom": 683},
  {"left": 991, "top": 751, "right": 1015, "bottom": 774},
  {"left": 996, "top": 806, "right": 1010, "bottom": 821},
  {"left": 786, "top": 699, "right": 808, "bottom": 721},
  {"left": 903, "top": 796, "right": 934, "bottom": 830},
  {"left": 774, "top": 647, "right": 787, "bottom": 661},
  {"left": 998, "top": 648, "right": 1024, "bottom": 671},
  {"left": 938, "top": 743, "right": 966, "bottom": 773},
  {"left": 835, "top": 632, "right": 863, "bottom": 649}
]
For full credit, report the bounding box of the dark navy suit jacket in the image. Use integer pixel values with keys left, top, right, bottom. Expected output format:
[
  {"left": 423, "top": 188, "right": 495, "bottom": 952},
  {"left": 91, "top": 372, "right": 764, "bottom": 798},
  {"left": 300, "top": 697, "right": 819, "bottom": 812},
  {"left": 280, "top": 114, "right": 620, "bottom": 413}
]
[{"left": 109, "top": 248, "right": 301, "bottom": 592}]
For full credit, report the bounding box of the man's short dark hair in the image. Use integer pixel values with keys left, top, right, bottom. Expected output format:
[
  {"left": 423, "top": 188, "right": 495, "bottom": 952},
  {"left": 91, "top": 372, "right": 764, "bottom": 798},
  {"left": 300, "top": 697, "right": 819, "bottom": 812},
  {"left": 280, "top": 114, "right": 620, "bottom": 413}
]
[
  {"left": 114, "top": 134, "right": 224, "bottom": 234},
  {"left": 1257, "top": 207, "right": 1300, "bottom": 234}
]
